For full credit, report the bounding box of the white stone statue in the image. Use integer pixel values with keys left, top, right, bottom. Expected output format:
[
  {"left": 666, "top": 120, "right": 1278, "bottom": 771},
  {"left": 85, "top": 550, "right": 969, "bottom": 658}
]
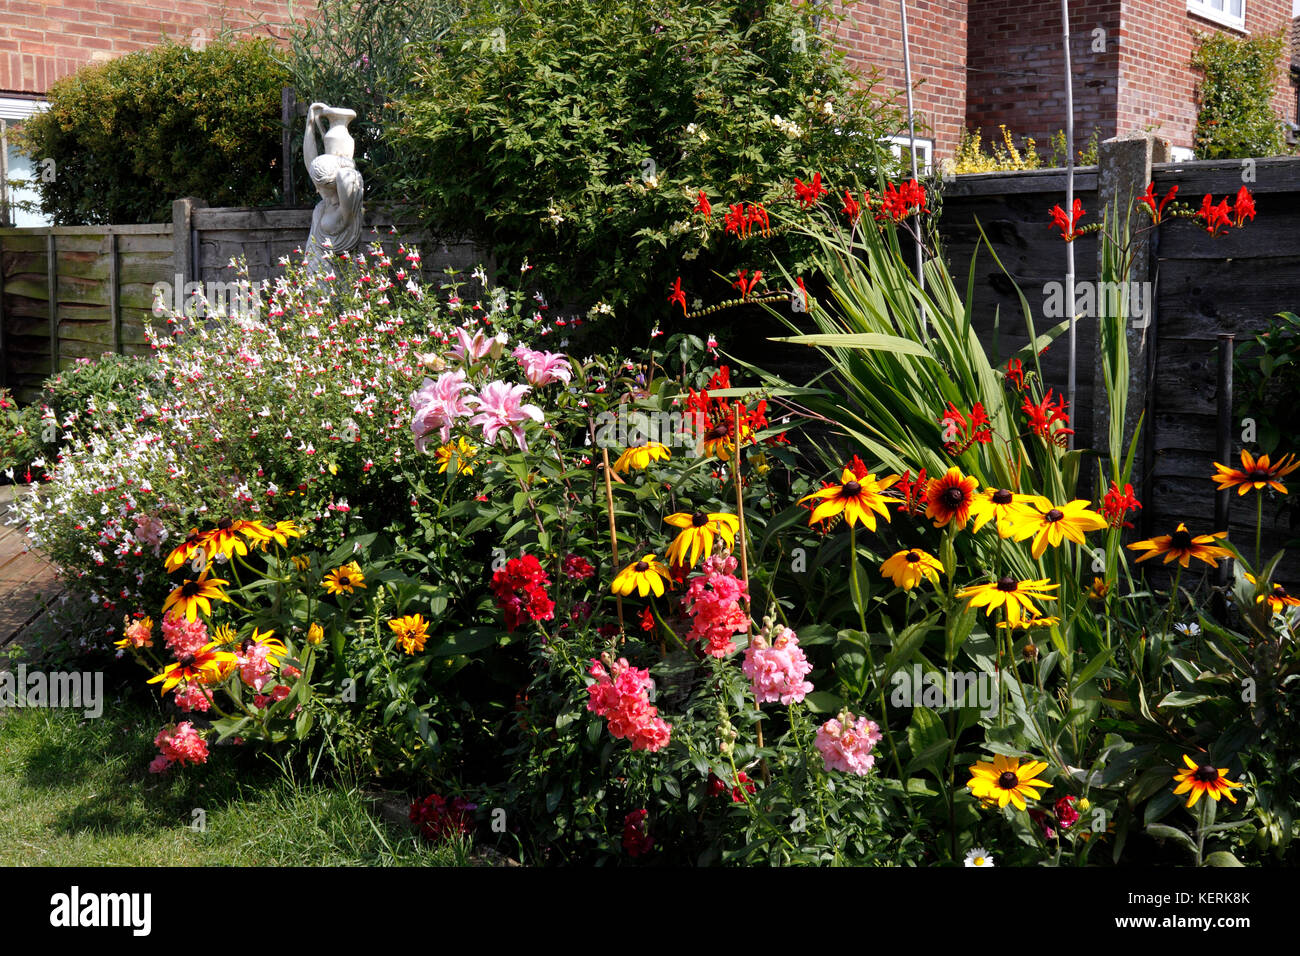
[{"left": 303, "top": 102, "right": 365, "bottom": 273}]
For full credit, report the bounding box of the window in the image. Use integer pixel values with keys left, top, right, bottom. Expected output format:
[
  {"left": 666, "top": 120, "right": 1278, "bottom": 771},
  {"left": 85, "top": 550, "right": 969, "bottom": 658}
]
[
  {"left": 885, "top": 134, "right": 933, "bottom": 175},
  {"left": 1, "top": 97, "right": 50, "bottom": 227},
  {"left": 1187, "top": 0, "right": 1246, "bottom": 32}
]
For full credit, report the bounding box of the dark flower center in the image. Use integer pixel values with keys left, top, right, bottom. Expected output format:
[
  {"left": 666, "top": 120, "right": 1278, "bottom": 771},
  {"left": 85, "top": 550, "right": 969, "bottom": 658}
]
[
  {"left": 942, "top": 486, "right": 966, "bottom": 508},
  {"left": 1046, "top": 509, "right": 1064, "bottom": 522},
  {"left": 1193, "top": 765, "right": 1220, "bottom": 783},
  {"left": 338, "top": 574, "right": 352, "bottom": 586},
  {"left": 178, "top": 655, "right": 196, "bottom": 668},
  {"left": 1274, "top": 585, "right": 1288, "bottom": 598},
  {"left": 634, "top": 561, "right": 649, "bottom": 573},
  {"left": 180, "top": 581, "right": 202, "bottom": 597},
  {"left": 705, "top": 423, "right": 731, "bottom": 441},
  {"left": 1170, "top": 529, "right": 1193, "bottom": 549},
  {"left": 997, "top": 577, "right": 1018, "bottom": 592},
  {"left": 218, "top": 517, "right": 233, "bottom": 531},
  {"left": 691, "top": 511, "right": 709, "bottom": 527},
  {"left": 1245, "top": 469, "right": 1271, "bottom": 481},
  {"left": 841, "top": 480, "right": 862, "bottom": 497},
  {"left": 992, "top": 489, "right": 1014, "bottom": 504},
  {"left": 905, "top": 551, "right": 920, "bottom": 563},
  {"left": 997, "top": 771, "right": 1020, "bottom": 790}
]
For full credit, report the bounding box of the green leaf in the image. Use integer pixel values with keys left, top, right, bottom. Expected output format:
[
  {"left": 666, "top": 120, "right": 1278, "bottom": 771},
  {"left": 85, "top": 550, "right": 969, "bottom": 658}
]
[
  {"left": 1157, "top": 690, "right": 1214, "bottom": 708},
  {"left": 1145, "top": 823, "right": 1197, "bottom": 853},
  {"left": 769, "top": 332, "right": 936, "bottom": 358},
  {"left": 1204, "top": 850, "right": 1245, "bottom": 867}
]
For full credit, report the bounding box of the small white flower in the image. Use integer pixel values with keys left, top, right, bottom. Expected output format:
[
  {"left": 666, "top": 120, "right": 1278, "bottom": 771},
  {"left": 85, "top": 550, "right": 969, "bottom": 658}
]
[
  {"left": 1173, "top": 622, "right": 1201, "bottom": 637},
  {"left": 964, "top": 848, "right": 994, "bottom": 867}
]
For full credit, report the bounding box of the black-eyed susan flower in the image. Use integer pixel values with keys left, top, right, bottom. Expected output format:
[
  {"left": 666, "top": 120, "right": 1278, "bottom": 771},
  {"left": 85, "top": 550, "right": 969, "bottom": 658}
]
[
  {"left": 1245, "top": 574, "right": 1300, "bottom": 614},
  {"left": 1172, "top": 754, "right": 1245, "bottom": 808},
  {"left": 1128, "top": 523, "right": 1230, "bottom": 569},
  {"left": 612, "top": 442, "right": 671, "bottom": 474},
  {"left": 611, "top": 554, "right": 673, "bottom": 598},
  {"left": 924, "top": 466, "right": 979, "bottom": 530},
  {"left": 879, "top": 549, "right": 944, "bottom": 590},
  {"left": 146, "top": 640, "right": 239, "bottom": 695},
  {"left": 968, "top": 488, "right": 1041, "bottom": 537},
  {"left": 389, "top": 614, "right": 430, "bottom": 654},
  {"left": 241, "top": 519, "right": 303, "bottom": 550},
  {"left": 1212, "top": 449, "right": 1300, "bottom": 496},
  {"left": 1088, "top": 576, "right": 1110, "bottom": 601},
  {"left": 799, "top": 462, "right": 898, "bottom": 530},
  {"left": 956, "top": 576, "right": 1059, "bottom": 627},
  {"left": 435, "top": 436, "right": 479, "bottom": 475},
  {"left": 164, "top": 530, "right": 205, "bottom": 573},
  {"left": 1012, "top": 499, "right": 1108, "bottom": 559},
  {"left": 323, "top": 560, "right": 367, "bottom": 595},
  {"left": 291, "top": 554, "right": 312, "bottom": 572},
  {"left": 664, "top": 510, "right": 740, "bottom": 568},
  {"left": 196, "top": 518, "right": 250, "bottom": 561},
  {"left": 161, "top": 569, "right": 232, "bottom": 622},
  {"left": 967, "top": 754, "right": 1051, "bottom": 810}
]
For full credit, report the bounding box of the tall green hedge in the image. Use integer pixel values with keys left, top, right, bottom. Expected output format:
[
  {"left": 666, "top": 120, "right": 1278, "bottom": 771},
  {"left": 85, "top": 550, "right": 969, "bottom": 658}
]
[
  {"left": 1191, "top": 29, "right": 1288, "bottom": 160},
  {"left": 13, "top": 39, "right": 290, "bottom": 224}
]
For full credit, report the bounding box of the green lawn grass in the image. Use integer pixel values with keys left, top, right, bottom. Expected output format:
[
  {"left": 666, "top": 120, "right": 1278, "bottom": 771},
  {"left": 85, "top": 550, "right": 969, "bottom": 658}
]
[{"left": 0, "top": 696, "right": 468, "bottom": 866}]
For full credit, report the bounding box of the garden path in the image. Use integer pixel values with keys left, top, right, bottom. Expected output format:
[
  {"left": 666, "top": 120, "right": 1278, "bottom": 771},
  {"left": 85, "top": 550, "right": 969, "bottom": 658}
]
[{"left": 0, "top": 485, "right": 62, "bottom": 648}]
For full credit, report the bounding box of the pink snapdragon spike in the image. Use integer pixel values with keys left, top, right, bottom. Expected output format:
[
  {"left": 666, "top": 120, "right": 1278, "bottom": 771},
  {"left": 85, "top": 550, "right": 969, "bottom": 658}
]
[
  {"left": 512, "top": 345, "right": 573, "bottom": 386},
  {"left": 409, "top": 369, "right": 473, "bottom": 450},
  {"left": 814, "top": 710, "right": 882, "bottom": 776},
  {"left": 586, "top": 657, "right": 672, "bottom": 752},
  {"left": 682, "top": 554, "right": 750, "bottom": 658},
  {"left": 150, "top": 721, "right": 209, "bottom": 773},
  {"left": 468, "top": 380, "right": 544, "bottom": 452},
  {"left": 742, "top": 621, "right": 814, "bottom": 705},
  {"left": 161, "top": 614, "right": 208, "bottom": 658},
  {"left": 450, "top": 325, "right": 509, "bottom": 364}
]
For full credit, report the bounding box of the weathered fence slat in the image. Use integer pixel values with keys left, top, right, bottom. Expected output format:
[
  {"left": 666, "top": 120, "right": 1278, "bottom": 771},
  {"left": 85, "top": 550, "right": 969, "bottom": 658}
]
[{"left": 45, "top": 232, "right": 57, "bottom": 377}]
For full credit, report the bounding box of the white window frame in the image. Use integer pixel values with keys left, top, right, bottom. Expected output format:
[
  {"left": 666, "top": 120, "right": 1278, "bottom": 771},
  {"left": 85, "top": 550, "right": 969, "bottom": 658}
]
[
  {"left": 1, "top": 97, "right": 52, "bottom": 228},
  {"left": 1187, "top": 0, "right": 1247, "bottom": 33},
  {"left": 885, "top": 134, "right": 934, "bottom": 175}
]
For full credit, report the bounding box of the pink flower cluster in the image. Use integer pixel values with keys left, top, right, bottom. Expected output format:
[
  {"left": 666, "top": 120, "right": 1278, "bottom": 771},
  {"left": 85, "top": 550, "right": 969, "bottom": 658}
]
[
  {"left": 149, "top": 721, "right": 209, "bottom": 773},
  {"left": 814, "top": 710, "right": 882, "bottom": 776},
  {"left": 410, "top": 794, "right": 478, "bottom": 843},
  {"left": 586, "top": 657, "right": 672, "bottom": 752},
  {"left": 409, "top": 369, "right": 472, "bottom": 451},
  {"left": 238, "top": 642, "right": 276, "bottom": 692},
  {"left": 162, "top": 614, "right": 208, "bottom": 657},
  {"left": 513, "top": 345, "right": 572, "bottom": 386},
  {"left": 172, "top": 681, "right": 212, "bottom": 713},
  {"left": 742, "top": 623, "right": 814, "bottom": 705},
  {"left": 467, "top": 380, "right": 544, "bottom": 453},
  {"left": 681, "top": 554, "right": 750, "bottom": 658}
]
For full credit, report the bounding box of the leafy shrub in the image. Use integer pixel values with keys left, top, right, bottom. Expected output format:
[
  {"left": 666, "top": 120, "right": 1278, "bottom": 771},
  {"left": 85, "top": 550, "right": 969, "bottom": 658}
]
[
  {"left": 12, "top": 39, "right": 290, "bottom": 224},
  {"left": 1191, "top": 29, "right": 1288, "bottom": 160},
  {"left": 383, "top": 0, "right": 902, "bottom": 324}
]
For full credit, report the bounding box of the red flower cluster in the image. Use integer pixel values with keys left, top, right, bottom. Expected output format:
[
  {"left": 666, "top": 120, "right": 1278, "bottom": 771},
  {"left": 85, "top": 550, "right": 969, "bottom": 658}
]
[
  {"left": 1049, "top": 198, "right": 1086, "bottom": 241},
  {"left": 877, "top": 179, "right": 928, "bottom": 221},
  {"left": 841, "top": 189, "right": 861, "bottom": 221},
  {"left": 410, "top": 794, "right": 478, "bottom": 843},
  {"left": 1022, "top": 389, "right": 1073, "bottom": 446},
  {"left": 1102, "top": 480, "right": 1142, "bottom": 529},
  {"left": 1005, "top": 357, "right": 1026, "bottom": 392},
  {"left": 586, "top": 657, "right": 672, "bottom": 751},
  {"left": 682, "top": 365, "right": 769, "bottom": 456},
  {"left": 1029, "top": 794, "right": 1079, "bottom": 840},
  {"left": 939, "top": 401, "right": 993, "bottom": 454},
  {"left": 562, "top": 553, "right": 595, "bottom": 580},
  {"left": 622, "top": 809, "right": 653, "bottom": 857},
  {"left": 491, "top": 554, "right": 555, "bottom": 632},
  {"left": 1137, "top": 182, "right": 1178, "bottom": 224},
  {"left": 693, "top": 189, "right": 712, "bottom": 221},
  {"left": 733, "top": 269, "right": 763, "bottom": 297},
  {"left": 1197, "top": 186, "right": 1254, "bottom": 237},
  {"left": 708, "top": 770, "right": 757, "bottom": 803},
  {"left": 794, "top": 172, "right": 828, "bottom": 208},
  {"left": 894, "top": 466, "right": 929, "bottom": 516},
  {"left": 667, "top": 276, "right": 687, "bottom": 316},
  {"left": 724, "top": 202, "right": 770, "bottom": 239}
]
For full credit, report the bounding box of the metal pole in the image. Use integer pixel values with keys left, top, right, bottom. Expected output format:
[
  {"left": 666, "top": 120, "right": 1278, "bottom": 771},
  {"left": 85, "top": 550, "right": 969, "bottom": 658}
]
[
  {"left": 1215, "top": 333, "right": 1234, "bottom": 586},
  {"left": 1062, "top": 0, "right": 1076, "bottom": 450},
  {"left": 898, "top": 0, "right": 926, "bottom": 336}
]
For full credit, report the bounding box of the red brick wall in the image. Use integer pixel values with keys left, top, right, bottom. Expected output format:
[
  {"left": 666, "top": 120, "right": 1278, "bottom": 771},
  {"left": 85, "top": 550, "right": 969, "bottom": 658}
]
[
  {"left": 829, "top": 0, "right": 969, "bottom": 160},
  {"left": 1117, "top": 0, "right": 1292, "bottom": 150},
  {"left": 0, "top": 0, "right": 314, "bottom": 97}
]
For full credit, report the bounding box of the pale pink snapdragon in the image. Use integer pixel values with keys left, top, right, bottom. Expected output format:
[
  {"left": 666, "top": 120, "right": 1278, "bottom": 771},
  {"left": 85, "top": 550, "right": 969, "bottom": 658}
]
[
  {"left": 814, "top": 710, "right": 882, "bottom": 776},
  {"left": 682, "top": 554, "right": 750, "bottom": 658},
  {"left": 409, "top": 369, "right": 473, "bottom": 451},
  {"left": 150, "top": 721, "right": 209, "bottom": 773},
  {"left": 161, "top": 614, "right": 209, "bottom": 658},
  {"left": 512, "top": 345, "right": 573, "bottom": 386},
  {"left": 467, "top": 380, "right": 544, "bottom": 452},
  {"left": 742, "top": 622, "right": 814, "bottom": 705},
  {"left": 586, "top": 657, "right": 672, "bottom": 752}
]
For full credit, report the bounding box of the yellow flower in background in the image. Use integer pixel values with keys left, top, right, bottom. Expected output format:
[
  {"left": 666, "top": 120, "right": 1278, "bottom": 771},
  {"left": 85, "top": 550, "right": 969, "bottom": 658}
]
[
  {"left": 612, "top": 442, "right": 671, "bottom": 473},
  {"left": 1012, "top": 498, "right": 1108, "bottom": 559},
  {"left": 323, "top": 561, "right": 366, "bottom": 596},
  {"left": 307, "top": 622, "right": 325, "bottom": 645},
  {"left": 1244, "top": 573, "right": 1300, "bottom": 614},
  {"left": 1172, "top": 754, "right": 1245, "bottom": 809},
  {"left": 611, "top": 554, "right": 673, "bottom": 598},
  {"left": 1212, "top": 448, "right": 1300, "bottom": 496},
  {"left": 967, "top": 754, "right": 1051, "bottom": 810},
  {"left": 242, "top": 519, "right": 303, "bottom": 550},
  {"left": 1128, "top": 523, "right": 1230, "bottom": 569},
  {"left": 968, "top": 487, "right": 1043, "bottom": 538},
  {"left": 164, "top": 530, "right": 206, "bottom": 573},
  {"left": 291, "top": 554, "right": 312, "bottom": 572},
  {"left": 663, "top": 510, "right": 740, "bottom": 568},
  {"left": 161, "top": 569, "right": 232, "bottom": 622},
  {"left": 956, "top": 576, "right": 1058, "bottom": 627},
  {"left": 435, "top": 436, "right": 479, "bottom": 475},
  {"left": 879, "top": 548, "right": 944, "bottom": 590},
  {"left": 390, "top": 614, "right": 430, "bottom": 655}
]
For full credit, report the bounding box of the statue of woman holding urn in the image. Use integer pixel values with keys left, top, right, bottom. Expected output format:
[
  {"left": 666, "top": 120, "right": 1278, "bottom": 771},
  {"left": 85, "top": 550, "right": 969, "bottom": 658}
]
[{"left": 303, "top": 102, "right": 365, "bottom": 274}]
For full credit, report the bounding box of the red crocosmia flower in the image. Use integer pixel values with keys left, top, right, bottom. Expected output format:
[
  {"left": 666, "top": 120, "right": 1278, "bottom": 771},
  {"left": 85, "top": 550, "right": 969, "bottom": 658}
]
[
  {"left": 893, "top": 467, "right": 928, "bottom": 515},
  {"left": 1055, "top": 795, "right": 1080, "bottom": 829},
  {"left": 1138, "top": 182, "right": 1178, "bottom": 224},
  {"left": 880, "top": 182, "right": 910, "bottom": 221},
  {"left": 733, "top": 270, "right": 763, "bottom": 297},
  {"left": 746, "top": 203, "right": 770, "bottom": 233},
  {"left": 639, "top": 606, "right": 655, "bottom": 632},
  {"left": 693, "top": 189, "right": 712, "bottom": 221},
  {"left": 1233, "top": 185, "right": 1255, "bottom": 227},
  {"left": 724, "top": 203, "right": 747, "bottom": 237},
  {"left": 1197, "top": 193, "right": 1233, "bottom": 237},
  {"left": 1049, "top": 198, "right": 1086, "bottom": 241},
  {"left": 900, "top": 178, "right": 928, "bottom": 213},
  {"left": 1022, "top": 389, "right": 1074, "bottom": 446},
  {"left": 939, "top": 402, "right": 993, "bottom": 453},
  {"left": 667, "top": 276, "right": 687, "bottom": 316},
  {"left": 794, "top": 173, "right": 828, "bottom": 208},
  {"left": 1005, "top": 357, "right": 1026, "bottom": 391},
  {"left": 1102, "top": 480, "right": 1142, "bottom": 529},
  {"left": 841, "top": 189, "right": 861, "bottom": 221}
]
